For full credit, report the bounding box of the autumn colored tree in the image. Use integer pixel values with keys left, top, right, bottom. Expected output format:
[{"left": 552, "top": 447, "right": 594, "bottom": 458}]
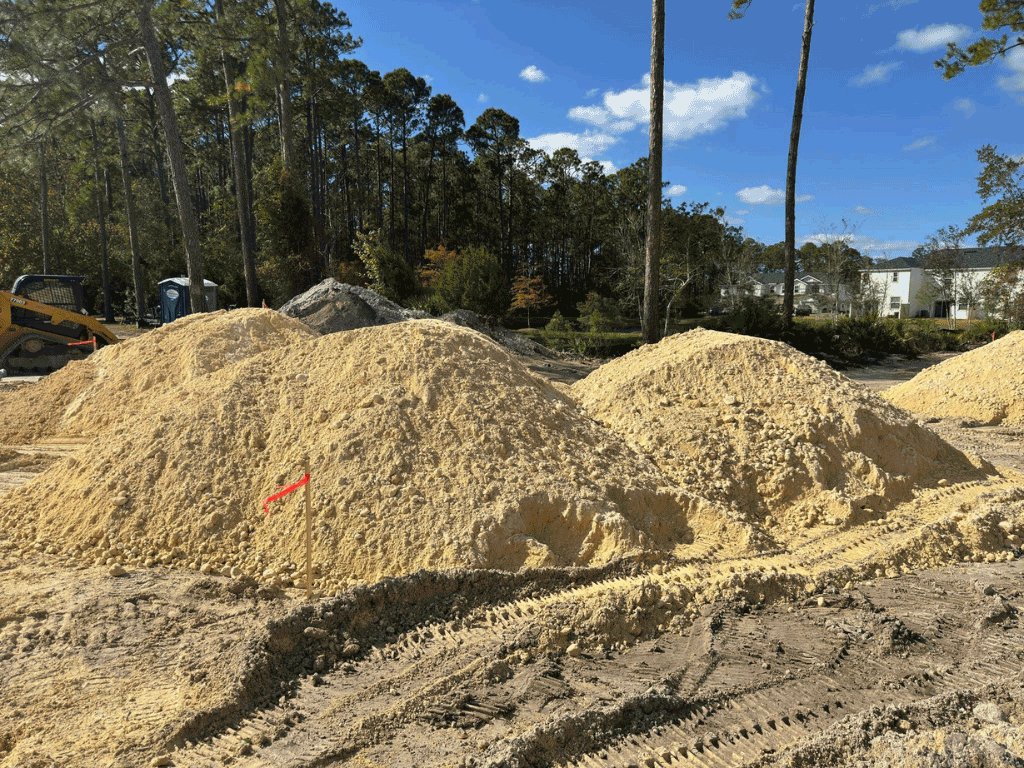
[
  {"left": 418, "top": 243, "right": 461, "bottom": 288},
  {"left": 511, "top": 274, "right": 554, "bottom": 327}
]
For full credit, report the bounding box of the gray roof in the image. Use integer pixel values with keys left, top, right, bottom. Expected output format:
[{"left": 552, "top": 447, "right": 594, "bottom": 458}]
[{"left": 865, "top": 246, "right": 1024, "bottom": 272}]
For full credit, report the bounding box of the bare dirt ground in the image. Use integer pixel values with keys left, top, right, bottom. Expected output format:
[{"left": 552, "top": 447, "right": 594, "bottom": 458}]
[{"left": 2, "top": 349, "right": 1024, "bottom": 768}]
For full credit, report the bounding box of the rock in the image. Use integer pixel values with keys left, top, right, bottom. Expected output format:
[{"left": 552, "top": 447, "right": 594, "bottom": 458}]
[
  {"left": 342, "top": 640, "right": 361, "bottom": 658},
  {"left": 304, "top": 626, "right": 329, "bottom": 639},
  {"left": 149, "top": 756, "right": 172, "bottom": 767},
  {"left": 109, "top": 564, "right": 128, "bottom": 577},
  {"left": 973, "top": 701, "right": 1006, "bottom": 723}
]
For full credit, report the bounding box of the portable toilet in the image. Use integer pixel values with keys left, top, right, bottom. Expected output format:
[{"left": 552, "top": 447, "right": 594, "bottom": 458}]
[{"left": 158, "top": 277, "right": 218, "bottom": 324}]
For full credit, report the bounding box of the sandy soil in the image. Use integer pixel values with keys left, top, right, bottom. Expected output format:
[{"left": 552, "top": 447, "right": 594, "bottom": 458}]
[{"left": 2, "top": 347, "right": 1024, "bottom": 768}]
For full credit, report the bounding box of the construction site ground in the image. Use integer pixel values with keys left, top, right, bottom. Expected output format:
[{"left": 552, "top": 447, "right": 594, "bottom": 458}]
[{"left": 2, "top": 348, "right": 1024, "bottom": 768}]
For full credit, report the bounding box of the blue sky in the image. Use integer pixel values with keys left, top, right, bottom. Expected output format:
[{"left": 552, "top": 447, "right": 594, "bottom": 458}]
[{"left": 338, "top": 0, "right": 1019, "bottom": 260}]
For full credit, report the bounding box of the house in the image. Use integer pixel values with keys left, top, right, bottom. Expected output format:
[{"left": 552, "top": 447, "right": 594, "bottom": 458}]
[
  {"left": 860, "top": 247, "right": 1023, "bottom": 320},
  {"left": 722, "top": 271, "right": 851, "bottom": 314}
]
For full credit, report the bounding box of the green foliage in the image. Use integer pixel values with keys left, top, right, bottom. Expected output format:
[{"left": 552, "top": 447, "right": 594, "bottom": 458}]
[
  {"left": 255, "top": 163, "right": 318, "bottom": 305},
  {"left": 935, "top": 1, "right": 1024, "bottom": 79},
  {"left": 959, "top": 317, "right": 1011, "bottom": 345},
  {"left": 430, "top": 245, "right": 510, "bottom": 316},
  {"left": 354, "top": 229, "right": 418, "bottom": 304},
  {"left": 979, "top": 260, "right": 1024, "bottom": 326},
  {"left": 712, "top": 296, "right": 786, "bottom": 338},
  {"left": 967, "top": 145, "right": 1024, "bottom": 247},
  {"left": 576, "top": 292, "right": 623, "bottom": 333}
]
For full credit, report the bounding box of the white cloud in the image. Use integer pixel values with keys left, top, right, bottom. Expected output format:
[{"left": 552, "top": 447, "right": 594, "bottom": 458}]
[
  {"left": 520, "top": 65, "right": 549, "bottom": 83},
  {"left": 477, "top": 93, "right": 488, "bottom": 103},
  {"left": 896, "top": 23, "right": 971, "bottom": 53},
  {"left": 867, "top": 0, "right": 918, "bottom": 14},
  {"left": 738, "top": 185, "right": 784, "bottom": 205},
  {"left": 997, "top": 47, "right": 1024, "bottom": 101},
  {"left": 952, "top": 97, "right": 976, "bottom": 118},
  {"left": 850, "top": 62, "right": 900, "bottom": 87},
  {"left": 598, "top": 160, "right": 618, "bottom": 175},
  {"left": 568, "top": 71, "right": 760, "bottom": 141},
  {"left": 527, "top": 131, "right": 619, "bottom": 159},
  {"left": 853, "top": 205, "right": 877, "bottom": 215},
  {"left": 833, "top": 235, "right": 920, "bottom": 257},
  {"left": 735, "top": 209, "right": 750, "bottom": 216},
  {"left": 667, "top": 184, "right": 687, "bottom": 196},
  {"left": 736, "top": 185, "right": 813, "bottom": 205},
  {"left": 902, "top": 135, "right": 935, "bottom": 151}
]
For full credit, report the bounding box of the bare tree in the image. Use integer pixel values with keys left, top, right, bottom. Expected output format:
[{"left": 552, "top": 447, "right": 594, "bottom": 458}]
[
  {"left": 731, "top": 0, "right": 816, "bottom": 328},
  {"left": 642, "top": 0, "right": 665, "bottom": 345}
]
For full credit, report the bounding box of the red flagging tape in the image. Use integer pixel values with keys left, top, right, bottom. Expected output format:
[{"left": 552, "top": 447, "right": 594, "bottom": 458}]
[
  {"left": 264, "top": 474, "right": 310, "bottom": 514},
  {"left": 67, "top": 340, "right": 96, "bottom": 346}
]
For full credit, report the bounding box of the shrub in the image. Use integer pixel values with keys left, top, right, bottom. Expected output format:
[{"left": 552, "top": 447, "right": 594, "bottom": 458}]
[
  {"left": 354, "top": 230, "right": 417, "bottom": 304},
  {"left": 431, "top": 245, "right": 510, "bottom": 317},
  {"left": 576, "top": 293, "right": 623, "bottom": 333}
]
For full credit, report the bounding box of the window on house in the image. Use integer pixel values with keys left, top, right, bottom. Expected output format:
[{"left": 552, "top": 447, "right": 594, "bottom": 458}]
[
  {"left": 889, "top": 296, "right": 901, "bottom": 309},
  {"left": 957, "top": 300, "right": 969, "bottom": 311},
  {"left": 892, "top": 273, "right": 898, "bottom": 282}
]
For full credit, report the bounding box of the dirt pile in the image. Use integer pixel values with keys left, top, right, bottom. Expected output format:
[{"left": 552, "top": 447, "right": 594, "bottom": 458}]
[
  {"left": 883, "top": 330, "right": 1024, "bottom": 426},
  {"left": 0, "top": 309, "right": 318, "bottom": 444},
  {"left": 279, "top": 278, "right": 553, "bottom": 357},
  {"left": 0, "top": 320, "right": 724, "bottom": 591},
  {"left": 277, "top": 278, "right": 429, "bottom": 333},
  {"left": 571, "top": 328, "right": 991, "bottom": 545}
]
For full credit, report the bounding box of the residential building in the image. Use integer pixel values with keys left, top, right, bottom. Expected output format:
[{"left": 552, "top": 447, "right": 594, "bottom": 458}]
[
  {"left": 721, "top": 271, "right": 851, "bottom": 314},
  {"left": 860, "top": 247, "right": 1022, "bottom": 320}
]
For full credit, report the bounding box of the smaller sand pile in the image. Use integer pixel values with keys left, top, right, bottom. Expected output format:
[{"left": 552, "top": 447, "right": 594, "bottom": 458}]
[
  {"left": 0, "top": 309, "right": 317, "bottom": 444},
  {"left": 883, "top": 331, "right": 1024, "bottom": 426},
  {"left": 0, "top": 320, "right": 727, "bottom": 590},
  {"left": 572, "top": 328, "right": 990, "bottom": 540}
]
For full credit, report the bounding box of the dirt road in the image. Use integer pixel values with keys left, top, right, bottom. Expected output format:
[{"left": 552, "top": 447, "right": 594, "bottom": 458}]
[{"left": 2, "top": 351, "right": 1023, "bottom": 768}]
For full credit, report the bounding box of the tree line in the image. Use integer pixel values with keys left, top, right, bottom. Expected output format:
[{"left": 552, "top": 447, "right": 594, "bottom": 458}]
[{"left": 0, "top": 0, "right": 801, "bottom": 325}]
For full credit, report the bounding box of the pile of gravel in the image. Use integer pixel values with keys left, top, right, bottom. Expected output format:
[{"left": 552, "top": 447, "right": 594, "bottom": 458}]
[
  {"left": 280, "top": 280, "right": 552, "bottom": 358},
  {"left": 278, "top": 280, "right": 429, "bottom": 332}
]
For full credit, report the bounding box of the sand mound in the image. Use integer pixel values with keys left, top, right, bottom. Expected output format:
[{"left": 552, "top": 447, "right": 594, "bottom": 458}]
[
  {"left": 0, "top": 320, "right": 722, "bottom": 590},
  {"left": 0, "top": 309, "right": 317, "bottom": 444},
  {"left": 882, "top": 331, "right": 1024, "bottom": 426},
  {"left": 571, "top": 328, "right": 990, "bottom": 537}
]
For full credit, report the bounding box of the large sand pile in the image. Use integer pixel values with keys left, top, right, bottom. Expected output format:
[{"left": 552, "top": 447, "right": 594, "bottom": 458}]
[
  {"left": 883, "top": 330, "right": 1024, "bottom": 426},
  {"left": 0, "top": 309, "right": 318, "bottom": 444},
  {"left": 0, "top": 320, "right": 723, "bottom": 591},
  {"left": 571, "top": 328, "right": 990, "bottom": 538}
]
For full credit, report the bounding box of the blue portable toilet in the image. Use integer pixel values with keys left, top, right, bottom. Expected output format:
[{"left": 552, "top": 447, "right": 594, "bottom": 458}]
[{"left": 158, "top": 277, "right": 218, "bottom": 324}]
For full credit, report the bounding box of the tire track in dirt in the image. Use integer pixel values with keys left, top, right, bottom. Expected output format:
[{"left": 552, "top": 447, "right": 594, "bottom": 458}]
[{"left": 163, "top": 475, "right": 1024, "bottom": 767}]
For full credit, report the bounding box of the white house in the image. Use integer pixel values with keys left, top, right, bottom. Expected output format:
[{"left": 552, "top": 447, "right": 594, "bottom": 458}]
[
  {"left": 861, "top": 247, "right": 1022, "bottom": 320},
  {"left": 722, "top": 271, "right": 851, "bottom": 313}
]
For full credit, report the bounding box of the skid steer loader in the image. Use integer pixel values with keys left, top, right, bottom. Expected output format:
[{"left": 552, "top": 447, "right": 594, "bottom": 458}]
[{"left": 0, "top": 275, "right": 119, "bottom": 375}]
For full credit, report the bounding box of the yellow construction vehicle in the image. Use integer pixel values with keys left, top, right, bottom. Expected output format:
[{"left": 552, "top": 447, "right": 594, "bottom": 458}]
[{"left": 0, "top": 275, "right": 119, "bottom": 374}]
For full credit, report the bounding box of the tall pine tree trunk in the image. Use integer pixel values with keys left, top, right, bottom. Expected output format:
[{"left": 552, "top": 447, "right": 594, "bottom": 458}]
[
  {"left": 642, "top": 0, "right": 665, "bottom": 345},
  {"left": 90, "top": 118, "right": 113, "bottom": 322},
  {"left": 39, "top": 141, "right": 50, "bottom": 274},
  {"left": 137, "top": 0, "right": 206, "bottom": 314},
  {"left": 116, "top": 118, "right": 147, "bottom": 321},
  {"left": 276, "top": 0, "right": 296, "bottom": 171},
  {"left": 216, "top": 8, "right": 259, "bottom": 308},
  {"left": 783, "top": 0, "right": 815, "bottom": 327}
]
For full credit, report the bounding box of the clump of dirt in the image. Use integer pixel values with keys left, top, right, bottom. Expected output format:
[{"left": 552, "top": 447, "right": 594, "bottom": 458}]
[
  {"left": 0, "top": 309, "right": 318, "bottom": 444},
  {"left": 883, "top": 330, "right": 1024, "bottom": 426},
  {"left": 571, "top": 328, "right": 992, "bottom": 543},
  {"left": 0, "top": 320, "right": 724, "bottom": 592}
]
